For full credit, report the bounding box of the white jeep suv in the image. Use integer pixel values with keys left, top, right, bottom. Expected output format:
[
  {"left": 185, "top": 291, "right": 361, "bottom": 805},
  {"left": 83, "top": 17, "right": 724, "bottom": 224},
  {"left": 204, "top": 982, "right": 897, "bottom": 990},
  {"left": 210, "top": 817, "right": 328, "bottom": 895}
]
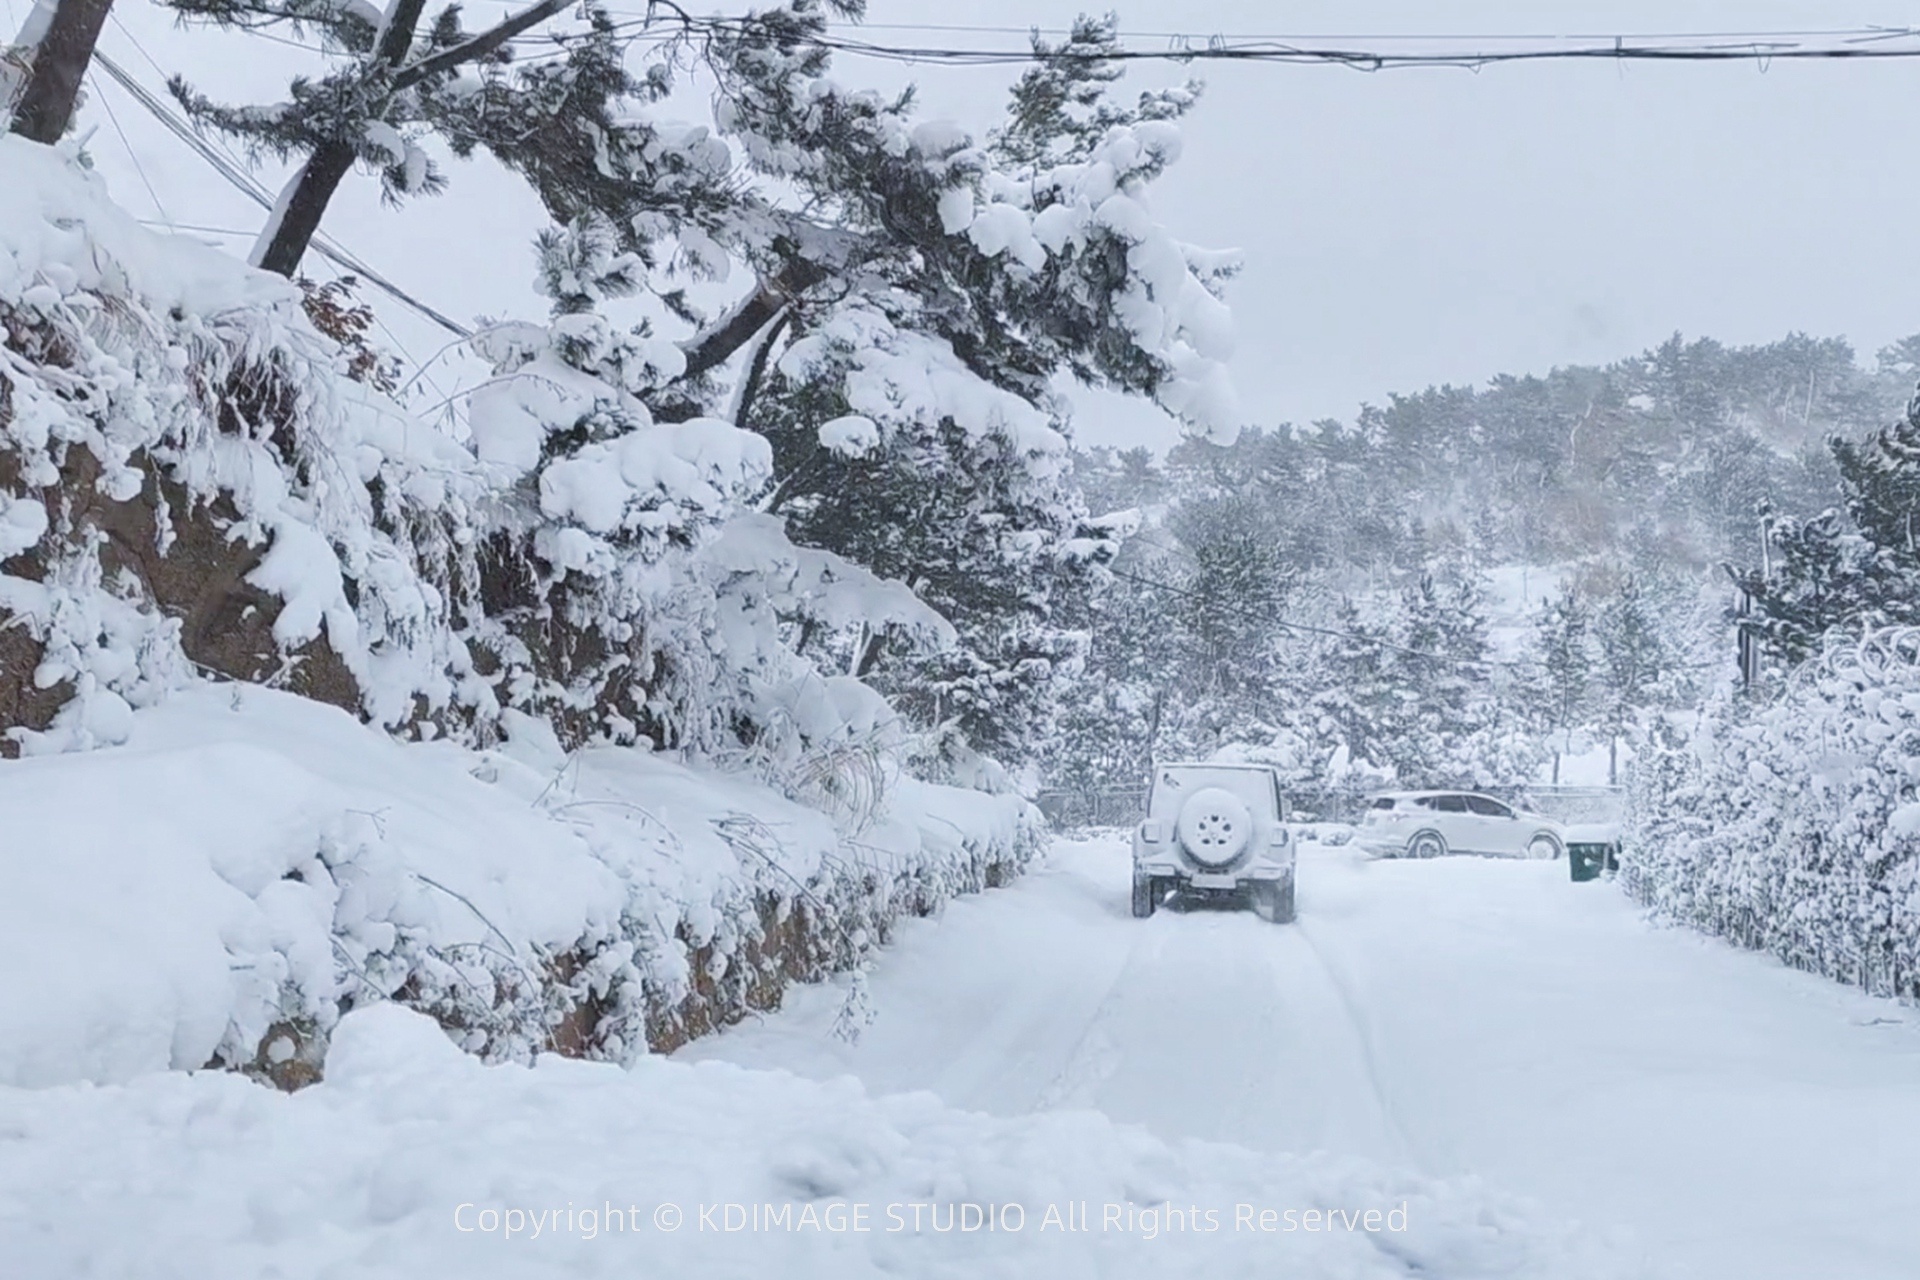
[
  {"left": 1356, "top": 790, "right": 1564, "bottom": 860},
  {"left": 1131, "top": 763, "right": 1295, "bottom": 922}
]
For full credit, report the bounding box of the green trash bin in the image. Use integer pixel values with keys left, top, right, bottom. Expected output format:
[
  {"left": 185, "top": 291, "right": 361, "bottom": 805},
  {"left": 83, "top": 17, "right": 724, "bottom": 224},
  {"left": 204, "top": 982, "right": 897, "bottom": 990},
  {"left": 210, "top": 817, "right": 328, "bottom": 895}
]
[
  {"left": 1564, "top": 824, "right": 1620, "bottom": 882},
  {"left": 1568, "top": 842, "right": 1608, "bottom": 882}
]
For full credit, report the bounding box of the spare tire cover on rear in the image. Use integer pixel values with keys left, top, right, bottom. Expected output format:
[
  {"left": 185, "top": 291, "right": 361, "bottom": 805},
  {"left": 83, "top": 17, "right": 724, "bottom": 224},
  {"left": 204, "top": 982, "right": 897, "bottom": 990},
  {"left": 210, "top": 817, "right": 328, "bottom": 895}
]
[{"left": 1176, "top": 787, "right": 1253, "bottom": 867}]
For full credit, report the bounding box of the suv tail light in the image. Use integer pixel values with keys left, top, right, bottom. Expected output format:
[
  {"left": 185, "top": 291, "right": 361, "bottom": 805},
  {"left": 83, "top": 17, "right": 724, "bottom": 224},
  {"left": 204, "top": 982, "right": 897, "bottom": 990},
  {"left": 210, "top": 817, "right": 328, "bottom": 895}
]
[{"left": 1140, "top": 820, "right": 1165, "bottom": 844}]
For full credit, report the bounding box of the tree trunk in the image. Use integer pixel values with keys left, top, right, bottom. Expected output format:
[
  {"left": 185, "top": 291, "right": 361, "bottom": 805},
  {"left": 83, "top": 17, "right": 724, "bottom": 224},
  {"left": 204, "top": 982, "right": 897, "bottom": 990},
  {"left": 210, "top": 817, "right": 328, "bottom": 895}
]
[
  {"left": 729, "top": 305, "right": 791, "bottom": 427},
  {"left": 853, "top": 627, "right": 885, "bottom": 678},
  {"left": 252, "top": 140, "right": 358, "bottom": 276},
  {"left": 8, "top": 0, "right": 113, "bottom": 144},
  {"left": 251, "top": 0, "right": 428, "bottom": 276},
  {"left": 1608, "top": 734, "right": 1618, "bottom": 787}
]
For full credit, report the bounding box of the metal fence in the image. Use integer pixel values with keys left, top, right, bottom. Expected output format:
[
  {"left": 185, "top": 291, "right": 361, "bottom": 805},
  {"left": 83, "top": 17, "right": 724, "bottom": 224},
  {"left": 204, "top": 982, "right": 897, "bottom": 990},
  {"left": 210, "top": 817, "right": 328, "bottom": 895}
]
[
  {"left": 1494, "top": 785, "right": 1628, "bottom": 826},
  {"left": 1033, "top": 786, "right": 1148, "bottom": 829},
  {"left": 1033, "top": 781, "right": 1626, "bottom": 831}
]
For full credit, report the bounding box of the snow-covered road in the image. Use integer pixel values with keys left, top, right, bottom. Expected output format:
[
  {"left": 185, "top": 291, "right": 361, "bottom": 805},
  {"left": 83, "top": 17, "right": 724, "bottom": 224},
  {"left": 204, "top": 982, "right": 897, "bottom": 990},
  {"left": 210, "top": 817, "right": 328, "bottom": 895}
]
[{"left": 681, "top": 834, "right": 1920, "bottom": 1280}]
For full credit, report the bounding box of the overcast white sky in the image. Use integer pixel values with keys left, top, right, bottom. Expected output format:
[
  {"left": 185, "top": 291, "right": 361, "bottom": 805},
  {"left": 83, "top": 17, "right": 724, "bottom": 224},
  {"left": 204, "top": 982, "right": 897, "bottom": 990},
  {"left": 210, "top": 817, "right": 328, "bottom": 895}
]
[{"left": 49, "top": 0, "right": 1920, "bottom": 450}]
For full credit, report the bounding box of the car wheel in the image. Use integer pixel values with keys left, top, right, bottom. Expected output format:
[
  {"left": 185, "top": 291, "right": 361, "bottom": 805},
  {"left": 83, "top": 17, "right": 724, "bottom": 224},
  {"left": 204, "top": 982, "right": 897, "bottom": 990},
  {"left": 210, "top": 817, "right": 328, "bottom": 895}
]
[
  {"left": 1408, "top": 830, "right": 1447, "bottom": 859},
  {"left": 1251, "top": 876, "right": 1295, "bottom": 924},
  {"left": 1131, "top": 875, "right": 1156, "bottom": 918},
  {"left": 1527, "top": 834, "right": 1562, "bottom": 860}
]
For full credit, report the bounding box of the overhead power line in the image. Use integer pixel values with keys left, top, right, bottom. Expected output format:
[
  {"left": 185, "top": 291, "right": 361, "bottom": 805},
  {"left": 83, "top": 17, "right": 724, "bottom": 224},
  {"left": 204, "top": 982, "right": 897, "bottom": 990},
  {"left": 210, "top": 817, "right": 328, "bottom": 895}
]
[
  {"left": 809, "top": 22, "right": 1918, "bottom": 42},
  {"left": 90, "top": 50, "right": 472, "bottom": 338},
  {"left": 624, "top": 14, "right": 1920, "bottom": 71}
]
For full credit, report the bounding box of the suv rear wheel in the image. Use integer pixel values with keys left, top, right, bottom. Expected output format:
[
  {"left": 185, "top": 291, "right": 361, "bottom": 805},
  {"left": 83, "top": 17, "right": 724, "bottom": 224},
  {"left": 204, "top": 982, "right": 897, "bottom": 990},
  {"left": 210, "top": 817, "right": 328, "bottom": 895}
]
[
  {"left": 1408, "top": 830, "right": 1447, "bottom": 859},
  {"left": 1131, "top": 875, "right": 1159, "bottom": 918},
  {"left": 1250, "top": 876, "right": 1295, "bottom": 923}
]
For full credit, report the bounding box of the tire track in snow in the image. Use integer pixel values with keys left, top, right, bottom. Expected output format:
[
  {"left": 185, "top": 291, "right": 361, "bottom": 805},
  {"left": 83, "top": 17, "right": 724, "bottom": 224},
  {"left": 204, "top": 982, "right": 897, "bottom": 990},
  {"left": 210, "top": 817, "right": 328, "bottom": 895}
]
[
  {"left": 1032, "top": 921, "right": 1164, "bottom": 1110},
  {"left": 1291, "top": 914, "right": 1423, "bottom": 1170},
  {"left": 1006, "top": 840, "right": 1421, "bottom": 1164}
]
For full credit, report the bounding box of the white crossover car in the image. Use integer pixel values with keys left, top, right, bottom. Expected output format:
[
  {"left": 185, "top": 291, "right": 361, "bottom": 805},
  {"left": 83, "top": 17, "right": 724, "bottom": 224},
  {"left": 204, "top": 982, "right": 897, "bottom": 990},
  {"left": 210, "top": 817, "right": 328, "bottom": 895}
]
[
  {"left": 1356, "top": 790, "right": 1564, "bottom": 860},
  {"left": 1132, "top": 763, "right": 1295, "bottom": 922}
]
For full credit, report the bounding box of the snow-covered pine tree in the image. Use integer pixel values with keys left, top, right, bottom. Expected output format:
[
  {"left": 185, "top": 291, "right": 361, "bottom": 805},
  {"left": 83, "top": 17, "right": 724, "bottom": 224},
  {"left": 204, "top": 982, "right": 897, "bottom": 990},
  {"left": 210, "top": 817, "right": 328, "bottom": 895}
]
[
  {"left": 1044, "top": 533, "right": 1185, "bottom": 793},
  {"left": 1344, "top": 570, "right": 1506, "bottom": 789},
  {"left": 1593, "top": 574, "right": 1669, "bottom": 784},
  {"left": 1418, "top": 571, "right": 1515, "bottom": 787},
  {"left": 155, "top": 2, "right": 1242, "bottom": 774},
  {"left": 1309, "top": 596, "right": 1397, "bottom": 779},
  {"left": 1730, "top": 506, "right": 1877, "bottom": 668},
  {"left": 690, "top": 9, "right": 1239, "bottom": 773},
  {"left": 162, "top": 0, "right": 668, "bottom": 275},
  {"left": 1736, "top": 389, "right": 1920, "bottom": 668},
  {"left": 1040, "top": 451, "right": 1189, "bottom": 793},
  {"left": 1533, "top": 586, "right": 1594, "bottom": 784},
  {"left": 1158, "top": 491, "right": 1294, "bottom": 753},
  {"left": 1830, "top": 382, "right": 1920, "bottom": 575}
]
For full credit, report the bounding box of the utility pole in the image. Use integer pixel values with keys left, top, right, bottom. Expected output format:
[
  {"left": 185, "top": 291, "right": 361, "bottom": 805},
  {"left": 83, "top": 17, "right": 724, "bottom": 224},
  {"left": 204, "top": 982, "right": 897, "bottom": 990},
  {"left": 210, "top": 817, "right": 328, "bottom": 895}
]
[{"left": 1736, "top": 588, "right": 1760, "bottom": 691}]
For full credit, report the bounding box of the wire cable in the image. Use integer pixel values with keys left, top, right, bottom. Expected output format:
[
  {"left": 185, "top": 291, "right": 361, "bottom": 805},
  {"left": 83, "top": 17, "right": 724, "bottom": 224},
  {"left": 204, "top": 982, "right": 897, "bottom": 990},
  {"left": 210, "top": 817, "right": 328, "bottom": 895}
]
[
  {"left": 91, "top": 68, "right": 171, "bottom": 228},
  {"left": 92, "top": 49, "right": 472, "bottom": 338},
  {"left": 623, "top": 14, "right": 1920, "bottom": 72}
]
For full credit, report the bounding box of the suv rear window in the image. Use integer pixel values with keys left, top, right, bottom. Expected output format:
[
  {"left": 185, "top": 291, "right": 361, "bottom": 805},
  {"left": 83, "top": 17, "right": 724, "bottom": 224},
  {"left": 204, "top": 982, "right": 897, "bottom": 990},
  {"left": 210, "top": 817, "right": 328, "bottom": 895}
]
[{"left": 1370, "top": 797, "right": 1396, "bottom": 810}]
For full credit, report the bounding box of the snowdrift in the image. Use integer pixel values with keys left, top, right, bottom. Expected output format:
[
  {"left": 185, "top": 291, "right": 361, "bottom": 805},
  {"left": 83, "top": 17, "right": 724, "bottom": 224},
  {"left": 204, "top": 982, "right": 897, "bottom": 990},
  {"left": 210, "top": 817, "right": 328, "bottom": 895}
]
[
  {"left": 0, "top": 686, "right": 1038, "bottom": 1089},
  {"left": 1627, "top": 628, "right": 1920, "bottom": 999},
  {"left": 0, "top": 1001, "right": 1654, "bottom": 1279}
]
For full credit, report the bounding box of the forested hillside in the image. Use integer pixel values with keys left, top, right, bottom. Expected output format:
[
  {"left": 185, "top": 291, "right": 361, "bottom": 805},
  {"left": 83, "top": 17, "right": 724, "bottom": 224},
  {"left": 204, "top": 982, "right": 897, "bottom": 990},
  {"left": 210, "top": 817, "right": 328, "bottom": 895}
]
[{"left": 1048, "top": 331, "right": 1920, "bottom": 807}]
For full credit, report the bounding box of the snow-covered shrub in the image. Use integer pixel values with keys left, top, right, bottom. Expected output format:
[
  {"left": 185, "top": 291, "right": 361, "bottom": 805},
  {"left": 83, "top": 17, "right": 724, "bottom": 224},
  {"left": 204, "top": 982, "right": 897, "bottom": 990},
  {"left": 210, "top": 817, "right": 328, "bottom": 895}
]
[
  {"left": 0, "top": 138, "right": 482, "bottom": 754},
  {"left": 0, "top": 150, "right": 953, "bottom": 779},
  {"left": 460, "top": 216, "right": 769, "bottom": 751},
  {"left": 0, "top": 686, "right": 1043, "bottom": 1088},
  {"left": 458, "top": 218, "right": 964, "bottom": 769},
  {"left": 1625, "top": 628, "right": 1920, "bottom": 999}
]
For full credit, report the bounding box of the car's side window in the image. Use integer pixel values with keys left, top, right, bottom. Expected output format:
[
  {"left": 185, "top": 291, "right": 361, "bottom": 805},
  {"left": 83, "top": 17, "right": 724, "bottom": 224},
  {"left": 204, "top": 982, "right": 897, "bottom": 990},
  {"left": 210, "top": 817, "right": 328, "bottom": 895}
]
[
  {"left": 1465, "top": 796, "right": 1512, "bottom": 818},
  {"left": 1433, "top": 795, "right": 1469, "bottom": 813}
]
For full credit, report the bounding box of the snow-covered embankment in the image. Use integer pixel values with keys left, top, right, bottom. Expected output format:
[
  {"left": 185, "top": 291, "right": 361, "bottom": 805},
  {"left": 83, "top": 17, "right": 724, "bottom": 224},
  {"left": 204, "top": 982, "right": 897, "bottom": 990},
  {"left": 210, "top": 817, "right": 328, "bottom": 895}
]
[{"left": 0, "top": 687, "right": 1037, "bottom": 1087}]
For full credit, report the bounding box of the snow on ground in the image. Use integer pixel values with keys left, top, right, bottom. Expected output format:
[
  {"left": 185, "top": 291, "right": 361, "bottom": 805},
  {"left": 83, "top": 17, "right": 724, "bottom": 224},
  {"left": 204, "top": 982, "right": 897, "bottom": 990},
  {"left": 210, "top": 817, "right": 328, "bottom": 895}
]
[
  {"left": 0, "top": 746, "right": 1649, "bottom": 1280},
  {"left": 0, "top": 1000, "right": 1642, "bottom": 1279},
  {"left": 682, "top": 834, "right": 1920, "bottom": 1280},
  {"left": 4, "top": 717, "right": 1908, "bottom": 1278}
]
